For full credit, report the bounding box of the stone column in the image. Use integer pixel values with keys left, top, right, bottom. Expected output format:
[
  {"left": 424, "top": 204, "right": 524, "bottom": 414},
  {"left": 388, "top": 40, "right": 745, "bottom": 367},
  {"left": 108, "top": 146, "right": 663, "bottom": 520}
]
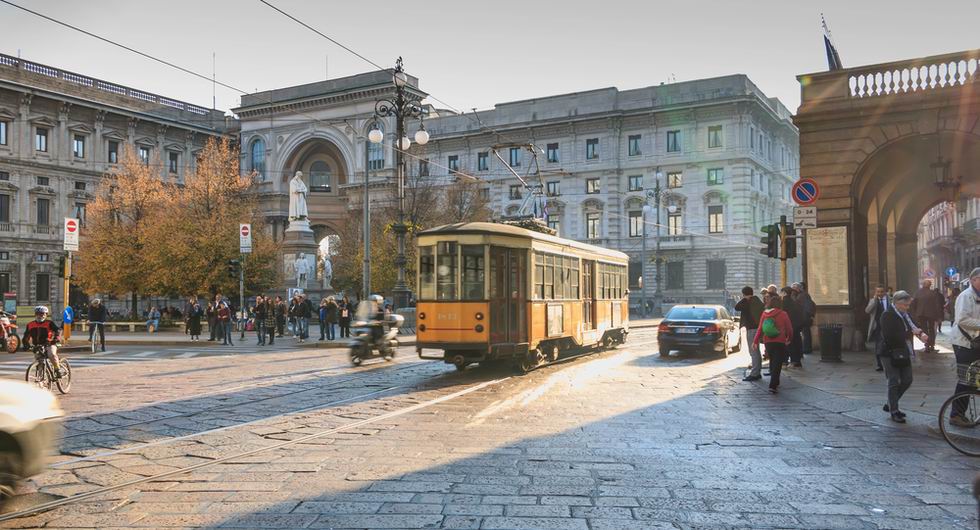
[
  {"left": 58, "top": 102, "right": 71, "bottom": 163},
  {"left": 18, "top": 93, "right": 32, "bottom": 162}
]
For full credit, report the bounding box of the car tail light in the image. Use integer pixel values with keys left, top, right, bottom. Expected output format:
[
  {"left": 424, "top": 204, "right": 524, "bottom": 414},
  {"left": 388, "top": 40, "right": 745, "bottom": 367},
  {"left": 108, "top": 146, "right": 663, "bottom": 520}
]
[
  {"left": 657, "top": 323, "right": 670, "bottom": 333},
  {"left": 701, "top": 324, "right": 720, "bottom": 334}
]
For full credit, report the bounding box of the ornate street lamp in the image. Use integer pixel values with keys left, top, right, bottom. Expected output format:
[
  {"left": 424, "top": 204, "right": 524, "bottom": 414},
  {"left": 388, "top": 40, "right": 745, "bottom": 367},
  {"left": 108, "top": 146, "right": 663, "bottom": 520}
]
[{"left": 368, "top": 57, "right": 428, "bottom": 310}]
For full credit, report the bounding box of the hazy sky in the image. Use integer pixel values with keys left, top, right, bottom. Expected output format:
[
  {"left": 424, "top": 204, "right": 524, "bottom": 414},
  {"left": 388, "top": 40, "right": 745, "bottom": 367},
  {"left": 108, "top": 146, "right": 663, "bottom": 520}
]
[{"left": 2, "top": 0, "right": 978, "bottom": 116}]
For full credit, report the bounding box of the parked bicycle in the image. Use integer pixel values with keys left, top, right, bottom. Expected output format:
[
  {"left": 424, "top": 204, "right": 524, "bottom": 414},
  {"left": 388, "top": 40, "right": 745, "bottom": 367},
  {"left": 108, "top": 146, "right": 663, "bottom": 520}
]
[
  {"left": 939, "top": 360, "right": 980, "bottom": 456},
  {"left": 25, "top": 344, "right": 71, "bottom": 394}
]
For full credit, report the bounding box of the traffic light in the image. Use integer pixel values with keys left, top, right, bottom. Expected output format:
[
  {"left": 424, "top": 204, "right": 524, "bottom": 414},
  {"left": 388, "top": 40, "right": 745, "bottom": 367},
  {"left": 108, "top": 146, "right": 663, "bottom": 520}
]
[
  {"left": 784, "top": 222, "right": 797, "bottom": 259},
  {"left": 759, "top": 224, "right": 778, "bottom": 258},
  {"left": 57, "top": 254, "right": 66, "bottom": 278},
  {"left": 227, "top": 259, "right": 240, "bottom": 279}
]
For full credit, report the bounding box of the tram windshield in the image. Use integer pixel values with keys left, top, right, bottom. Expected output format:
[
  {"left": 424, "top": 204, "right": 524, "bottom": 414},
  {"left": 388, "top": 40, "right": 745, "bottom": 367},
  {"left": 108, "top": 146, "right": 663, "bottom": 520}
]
[{"left": 418, "top": 243, "right": 486, "bottom": 301}]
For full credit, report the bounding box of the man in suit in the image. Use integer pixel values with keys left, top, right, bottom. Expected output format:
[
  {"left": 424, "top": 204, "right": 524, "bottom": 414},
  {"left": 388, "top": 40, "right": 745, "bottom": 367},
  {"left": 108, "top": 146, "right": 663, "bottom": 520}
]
[{"left": 866, "top": 285, "right": 891, "bottom": 372}]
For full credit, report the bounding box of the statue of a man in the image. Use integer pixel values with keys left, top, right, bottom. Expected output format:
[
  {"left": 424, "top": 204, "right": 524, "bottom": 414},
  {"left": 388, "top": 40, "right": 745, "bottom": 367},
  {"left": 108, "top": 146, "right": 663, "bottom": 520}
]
[
  {"left": 322, "top": 255, "right": 333, "bottom": 290},
  {"left": 289, "top": 171, "right": 309, "bottom": 220},
  {"left": 294, "top": 252, "right": 311, "bottom": 288}
]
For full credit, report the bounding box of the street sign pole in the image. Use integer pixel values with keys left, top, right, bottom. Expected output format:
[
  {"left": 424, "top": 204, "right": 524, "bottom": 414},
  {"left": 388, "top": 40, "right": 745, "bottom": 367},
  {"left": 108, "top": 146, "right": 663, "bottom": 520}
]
[
  {"left": 240, "top": 254, "right": 245, "bottom": 341},
  {"left": 63, "top": 251, "right": 71, "bottom": 341},
  {"left": 780, "top": 215, "right": 788, "bottom": 287}
]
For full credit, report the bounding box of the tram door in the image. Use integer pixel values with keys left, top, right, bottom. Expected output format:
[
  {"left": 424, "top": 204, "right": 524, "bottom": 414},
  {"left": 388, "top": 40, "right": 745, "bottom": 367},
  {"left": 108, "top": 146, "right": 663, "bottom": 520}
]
[
  {"left": 582, "top": 260, "right": 596, "bottom": 330},
  {"left": 489, "top": 247, "right": 527, "bottom": 345}
]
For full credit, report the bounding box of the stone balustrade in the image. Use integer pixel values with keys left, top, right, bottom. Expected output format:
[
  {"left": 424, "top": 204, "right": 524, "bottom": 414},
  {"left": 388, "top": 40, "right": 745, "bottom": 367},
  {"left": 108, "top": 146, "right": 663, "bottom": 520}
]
[{"left": 848, "top": 49, "right": 980, "bottom": 98}]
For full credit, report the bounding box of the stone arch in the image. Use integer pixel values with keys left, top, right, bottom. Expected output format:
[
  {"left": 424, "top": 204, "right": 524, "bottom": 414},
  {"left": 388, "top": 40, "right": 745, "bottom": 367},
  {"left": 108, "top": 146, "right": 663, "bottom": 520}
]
[
  {"left": 582, "top": 198, "right": 604, "bottom": 211},
  {"left": 623, "top": 196, "right": 644, "bottom": 210},
  {"left": 276, "top": 129, "right": 355, "bottom": 185}
]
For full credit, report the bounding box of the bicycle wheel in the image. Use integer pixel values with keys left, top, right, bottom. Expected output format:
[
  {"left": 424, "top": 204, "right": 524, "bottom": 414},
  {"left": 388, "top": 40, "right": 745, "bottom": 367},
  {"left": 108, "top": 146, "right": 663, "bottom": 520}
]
[
  {"left": 55, "top": 360, "right": 71, "bottom": 394},
  {"left": 939, "top": 392, "right": 980, "bottom": 457},
  {"left": 25, "top": 361, "right": 52, "bottom": 390},
  {"left": 90, "top": 331, "right": 96, "bottom": 353}
]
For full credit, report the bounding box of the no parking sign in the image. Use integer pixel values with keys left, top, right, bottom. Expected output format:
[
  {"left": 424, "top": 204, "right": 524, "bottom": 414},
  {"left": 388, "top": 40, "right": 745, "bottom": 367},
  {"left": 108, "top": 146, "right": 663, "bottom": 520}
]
[{"left": 791, "top": 178, "right": 820, "bottom": 206}]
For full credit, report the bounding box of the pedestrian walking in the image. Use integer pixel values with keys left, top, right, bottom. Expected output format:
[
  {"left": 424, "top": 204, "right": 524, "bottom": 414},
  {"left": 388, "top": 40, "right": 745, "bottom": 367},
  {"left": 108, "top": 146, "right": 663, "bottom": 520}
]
[
  {"left": 735, "top": 286, "right": 765, "bottom": 381},
  {"left": 753, "top": 296, "right": 793, "bottom": 394},
  {"left": 254, "top": 295, "right": 267, "bottom": 345},
  {"left": 339, "top": 296, "right": 352, "bottom": 338},
  {"left": 781, "top": 286, "right": 805, "bottom": 367},
  {"left": 950, "top": 268, "right": 980, "bottom": 427},
  {"left": 911, "top": 279, "right": 944, "bottom": 353},
  {"left": 794, "top": 282, "right": 817, "bottom": 355},
  {"left": 948, "top": 286, "right": 962, "bottom": 328},
  {"left": 218, "top": 301, "right": 233, "bottom": 346},
  {"left": 879, "top": 290, "right": 927, "bottom": 423},
  {"left": 324, "top": 296, "right": 338, "bottom": 340},
  {"left": 295, "top": 294, "right": 313, "bottom": 342},
  {"left": 206, "top": 301, "right": 217, "bottom": 341},
  {"left": 263, "top": 297, "right": 276, "bottom": 346},
  {"left": 186, "top": 298, "right": 203, "bottom": 341},
  {"left": 274, "top": 296, "right": 286, "bottom": 337},
  {"left": 866, "top": 285, "right": 892, "bottom": 372}
]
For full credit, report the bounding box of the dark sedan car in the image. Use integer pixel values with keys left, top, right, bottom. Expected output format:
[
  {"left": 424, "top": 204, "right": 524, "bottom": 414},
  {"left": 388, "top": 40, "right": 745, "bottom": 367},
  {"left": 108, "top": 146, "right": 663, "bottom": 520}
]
[{"left": 657, "top": 305, "right": 741, "bottom": 357}]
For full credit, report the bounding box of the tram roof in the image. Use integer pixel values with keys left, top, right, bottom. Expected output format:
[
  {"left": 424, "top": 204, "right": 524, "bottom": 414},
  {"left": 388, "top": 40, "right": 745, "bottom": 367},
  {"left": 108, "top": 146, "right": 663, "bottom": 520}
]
[{"left": 419, "top": 222, "right": 630, "bottom": 261}]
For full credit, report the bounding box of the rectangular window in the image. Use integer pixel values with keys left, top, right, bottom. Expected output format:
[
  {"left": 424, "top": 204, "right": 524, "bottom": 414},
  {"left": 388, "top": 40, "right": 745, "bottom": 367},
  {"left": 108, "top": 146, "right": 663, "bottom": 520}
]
[
  {"left": 667, "top": 212, "right": 682, "bottom": 236},
  {"left": 707, "top": 260, "right": 726, "bottom": 289},
  {"left": 509, "top": 185, "right": 522, "bottom": 200},
  {"left": 461, "top": 245, "right": 485, "bottom": 300},
  {"left": 74, "top": 202, "right": 86, "bottom": 226},
  {"left": 585, "top": 138, "right": 599, "bottom": 160},
  {"left": 436, "top": 241, "right": 457, "bottom": 301},
  {"left": 629, "top": 260, "right": 641, "bottom": 290},
  {"left": 544, "top": 255, "right": 554, "bottom": 299},
  {"left": 546, "top": 181, "right": 560, "bottom": 197},
  {"left": 546, "top": 143, "right": 559, "bottom": 163},
  {"left": 72, "top": 134, "right": 85, "bottom": 158},
  {"left": 708, "top": 205, "right": 724, "bottom": 233},
  {"left": 628, "top": 211, "right": 643, "bottom": 238},
  {"left": 479, "top": 188, "right": 489, "bottom": 200},
  {"left": 707, "top": 168, "right": 724, "bottom": 185},
  {"left": 37, "top": 253, "right": 49, "bottom": 262},
  {"left": 108, "top": 141, "right": 119, "bottom": 163},
  {"left": 751, "top": 169, "right": 756, "bottom": 188},
  {"left": 448, "top": 155, "right": 459, "bottom": 173},
  {"left": 628, "top": 175, "right": 643, "bottom": 192},
  {"left": 750, "top": 127, "right": 755, "bottom": 149},
  {"left": 419, "top": 159, "right": 429, "bottom": 177},
  {"left": 534, "top": 254, "right": 544, "bottom": 300},
  {"left": 666, "top": 130, "right": 680, "bottom": 152},
  {"left": 0, "top": 171, "right": 8, "bottom": 181},
  {"left": 36, "top": 198, "right": 50, "bottom": 226},
  {"left": 0, "top": 194, "right": 9, "bottom": 223},
  {"left": 586, "top": 178, "right": 600, "bottom": 194},
  {"left": 666, "top": 261, "right": 684, "bottom": 289},
  {"left": 36, "top": 176, "right": 49, "bottom": 187},
  {"left": 419, "top": 246, "right": 435, "bottom": 300},
  {"left": 628, "top": 134, "right": 641, "bottom": 156},
  {"left": 708, "top": 125, "right": 723, "bottom": 148},
  {"left": 585, "top": 212, "right": 600, "bottom": 239},
  {"left": 74, "top": 181, "right": 86, "bottom": 191},
  {"left": 667, "top": 171, "right": 682, "bottom": 188},
  {"left": 547, "top": 214, "right": 560, "bottom": 234},
  {"left": 35, "top": 128, "right": 48, "bottom": 152},
  {"left": 138, "top": 146, "right": 150, "bottom": 165},
  {"left": 477, "top": 152, "right": 488, "bottom": 171},
  {"left": 0, "top": 273, "right": 9, "bottom": 295},
  {"left": 0, "top": 253, "right": 6, "bottom": 261},
  {"left": 0, "top": 121, "right": 7, "bottom": 145},
  {"left": 509, "top": 147, "right": 521, "bottom": 167},
  {"left": 35, "top": 273, "right": 50, "bottom": 302},
  {"left": 168, "top": 152, "right": 179, "bottom": 174}
]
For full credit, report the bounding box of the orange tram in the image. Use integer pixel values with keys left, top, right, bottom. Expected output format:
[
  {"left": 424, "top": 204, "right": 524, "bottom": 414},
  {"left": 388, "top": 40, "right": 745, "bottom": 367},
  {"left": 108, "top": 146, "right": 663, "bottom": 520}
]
[{"left": 415, "top": 222, "right": 630, "bottom": 372}]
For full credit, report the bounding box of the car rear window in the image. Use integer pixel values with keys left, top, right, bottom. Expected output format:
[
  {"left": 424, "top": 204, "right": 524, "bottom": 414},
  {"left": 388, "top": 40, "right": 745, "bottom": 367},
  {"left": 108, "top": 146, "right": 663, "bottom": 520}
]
[{"left": 666, "top": 307, "right": 718, "bottom": 320}]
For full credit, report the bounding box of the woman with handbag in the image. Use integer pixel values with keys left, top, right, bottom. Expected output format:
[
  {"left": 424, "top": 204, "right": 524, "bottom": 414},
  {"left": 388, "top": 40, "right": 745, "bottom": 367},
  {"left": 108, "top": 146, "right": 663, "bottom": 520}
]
[
  {"left": 950, "top": 268, "right": 980, "bottom": 427},
  {"left": 879, "top": 290, "right": 929, "bottom": 423}
]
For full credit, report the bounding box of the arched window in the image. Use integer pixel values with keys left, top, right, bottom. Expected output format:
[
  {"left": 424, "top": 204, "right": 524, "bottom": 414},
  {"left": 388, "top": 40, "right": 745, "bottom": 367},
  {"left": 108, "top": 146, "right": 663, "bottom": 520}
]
[
  {"left": 250, "top": 138, "right": 266, "bottom": 180},
  {"left": 310, "top": 161, "right": 331, "bottom": 192},
  {"left": 368, "top": 123, "right": 384, "bottom": 170}
]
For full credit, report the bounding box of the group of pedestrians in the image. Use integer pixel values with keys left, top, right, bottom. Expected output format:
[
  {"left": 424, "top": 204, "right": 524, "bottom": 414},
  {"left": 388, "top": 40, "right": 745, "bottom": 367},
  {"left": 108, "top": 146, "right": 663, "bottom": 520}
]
[
  {"left": 864, "top": 269, "right": 980, "bottom": 424},
  {"left": 736, "top": 283, "right": 816, "bottom": 394}
]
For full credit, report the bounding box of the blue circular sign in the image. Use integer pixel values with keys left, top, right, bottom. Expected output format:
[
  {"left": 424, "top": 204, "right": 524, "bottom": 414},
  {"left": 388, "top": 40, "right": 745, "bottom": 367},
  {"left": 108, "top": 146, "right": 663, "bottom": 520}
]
[{"left": 947, "top": 266, "right": 958, "bottom": 277}]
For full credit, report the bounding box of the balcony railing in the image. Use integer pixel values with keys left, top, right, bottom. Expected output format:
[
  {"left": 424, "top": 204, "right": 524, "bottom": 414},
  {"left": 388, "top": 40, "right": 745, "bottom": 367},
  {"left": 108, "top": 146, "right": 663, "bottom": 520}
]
[{"left": 847, "top": 49, "right": 980, "bottom": 98}]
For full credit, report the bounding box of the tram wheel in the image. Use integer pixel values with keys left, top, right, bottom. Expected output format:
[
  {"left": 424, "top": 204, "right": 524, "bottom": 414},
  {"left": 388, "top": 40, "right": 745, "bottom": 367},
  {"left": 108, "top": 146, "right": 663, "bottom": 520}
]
[{"left": 545, "top": 343, "right": 559, "bottom": 362}]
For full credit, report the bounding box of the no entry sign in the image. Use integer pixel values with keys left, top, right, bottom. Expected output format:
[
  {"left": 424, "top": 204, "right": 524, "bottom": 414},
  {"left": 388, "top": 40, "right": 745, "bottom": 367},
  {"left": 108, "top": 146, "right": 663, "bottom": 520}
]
[
  {"left": 240, "top": 223, "right": 252, "bottom": 254},
  {"left": 792, "top": 178, "right": 820, "bottom": 206},
  {"left": 63, "top": 217, "right": 79, "bottom": 251}
]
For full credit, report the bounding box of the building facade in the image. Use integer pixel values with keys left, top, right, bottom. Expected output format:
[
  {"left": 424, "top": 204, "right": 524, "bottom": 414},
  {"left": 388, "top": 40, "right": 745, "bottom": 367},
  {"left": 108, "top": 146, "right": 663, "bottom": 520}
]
[
  {"left": 918, "top": 197, "right": 980, "bottom": 289},
  {"left": 416, "top": 75, "right": 801, "bottom": 309},
  {"left": 0, "top": 54, "right": 230, "bottom": 315}
]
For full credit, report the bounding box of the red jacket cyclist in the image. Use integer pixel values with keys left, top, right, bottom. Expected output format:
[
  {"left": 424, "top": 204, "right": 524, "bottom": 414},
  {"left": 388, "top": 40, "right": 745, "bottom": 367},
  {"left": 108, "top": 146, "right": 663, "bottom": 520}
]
[{"left": 23, "top": 306, "right": 66, "bottom": 378}]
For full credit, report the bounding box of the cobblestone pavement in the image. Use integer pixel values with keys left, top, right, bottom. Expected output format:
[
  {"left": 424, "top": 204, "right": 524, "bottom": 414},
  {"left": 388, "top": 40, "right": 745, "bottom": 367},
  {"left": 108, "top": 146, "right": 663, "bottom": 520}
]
[{"left": 2, "top": 327, "right": 978, "bottom": 529}]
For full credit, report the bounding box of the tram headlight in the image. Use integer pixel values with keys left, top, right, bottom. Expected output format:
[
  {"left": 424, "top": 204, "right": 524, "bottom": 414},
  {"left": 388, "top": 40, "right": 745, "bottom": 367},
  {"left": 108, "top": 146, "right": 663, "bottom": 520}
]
[
  {"left": 419, "top": 324, "right": 426, "bottom": 332},
  {"left": 418, "top": 312, "right": 426, "bottom": 320},
  {"left": 474, "top": 324, "right": 484, "bottom": 333},
  {"left": 475, "top": 312, "right": 484, "bottom": 321}
]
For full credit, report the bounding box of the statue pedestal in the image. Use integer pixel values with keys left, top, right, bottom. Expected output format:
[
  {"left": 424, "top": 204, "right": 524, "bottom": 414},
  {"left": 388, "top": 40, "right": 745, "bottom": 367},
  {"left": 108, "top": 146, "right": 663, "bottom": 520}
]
[{"left": 280, "top": 220, "right": 321, "bottom": 300}]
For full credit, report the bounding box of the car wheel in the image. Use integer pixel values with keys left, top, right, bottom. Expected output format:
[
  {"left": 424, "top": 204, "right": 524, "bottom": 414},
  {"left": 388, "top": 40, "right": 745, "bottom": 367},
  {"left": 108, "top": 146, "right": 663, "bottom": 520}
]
[
  {"left": 0, "top": 450, "right": 20, "bottom": 500},
  {"left": 720, "top": 336, "right": 730, "bottom": 357}
]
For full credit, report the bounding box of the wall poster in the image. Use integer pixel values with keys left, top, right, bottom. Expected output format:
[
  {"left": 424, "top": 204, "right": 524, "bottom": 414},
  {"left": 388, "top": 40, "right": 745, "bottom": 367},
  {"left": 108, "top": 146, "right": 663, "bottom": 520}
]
[{"left": 806, "top": 226, "right": 849, "bottom": 306}]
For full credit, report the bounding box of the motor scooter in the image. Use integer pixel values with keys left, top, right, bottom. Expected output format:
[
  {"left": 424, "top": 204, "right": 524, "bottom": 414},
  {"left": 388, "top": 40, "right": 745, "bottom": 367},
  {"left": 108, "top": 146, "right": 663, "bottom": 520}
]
[
  {"left": 0, "top": 311, "right": 18, "bottom": 354},
  {"left": 349, "top": 312, "right": 404, "bottom": 366}
]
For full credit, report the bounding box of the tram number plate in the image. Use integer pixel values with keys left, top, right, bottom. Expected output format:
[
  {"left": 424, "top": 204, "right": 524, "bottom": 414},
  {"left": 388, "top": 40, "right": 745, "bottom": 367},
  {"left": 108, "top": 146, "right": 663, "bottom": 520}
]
[{"left": 676, "top": 327, "right": 698, "bottom": 334}]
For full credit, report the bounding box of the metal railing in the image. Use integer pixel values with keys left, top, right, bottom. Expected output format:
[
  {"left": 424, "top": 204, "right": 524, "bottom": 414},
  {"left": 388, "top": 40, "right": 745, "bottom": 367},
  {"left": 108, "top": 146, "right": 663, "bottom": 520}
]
[{"left": 0, "top": 53, "right": 213, "bottom": 116}]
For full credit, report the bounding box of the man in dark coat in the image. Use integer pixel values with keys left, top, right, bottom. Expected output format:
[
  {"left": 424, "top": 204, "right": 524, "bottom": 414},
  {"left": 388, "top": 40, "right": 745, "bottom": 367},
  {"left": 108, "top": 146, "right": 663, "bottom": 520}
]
[
  {"left": 781, "top": 286, "right": 805, "bottom": 367},
  {"left": 735, "top": 286, "right": 765, "bottom": 381},
  {"left": 911, "top": 279, "right": 945, "bottom": 353}
]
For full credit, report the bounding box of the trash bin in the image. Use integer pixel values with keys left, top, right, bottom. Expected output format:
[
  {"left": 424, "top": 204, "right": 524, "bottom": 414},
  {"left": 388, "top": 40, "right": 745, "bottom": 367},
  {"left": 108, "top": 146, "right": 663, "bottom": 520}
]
[{"left": 818, "top": 324, "right": 843, "bottom": 362}]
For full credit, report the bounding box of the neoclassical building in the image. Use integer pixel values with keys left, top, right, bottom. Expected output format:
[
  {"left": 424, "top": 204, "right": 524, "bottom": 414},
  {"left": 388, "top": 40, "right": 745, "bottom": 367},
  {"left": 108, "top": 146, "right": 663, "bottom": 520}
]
[{"left": 0, "top": 54, "right": 231, "bottom": 315}]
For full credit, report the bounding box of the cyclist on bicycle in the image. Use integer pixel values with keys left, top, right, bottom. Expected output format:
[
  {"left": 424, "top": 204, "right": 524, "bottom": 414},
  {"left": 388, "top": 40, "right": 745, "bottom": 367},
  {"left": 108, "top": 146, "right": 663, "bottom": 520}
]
[
  {"left": 88, "top": 298, "right": 107, "bottom": 352},
  {"left": 23, "top": 306, "right": 66, "bottom": 378}
]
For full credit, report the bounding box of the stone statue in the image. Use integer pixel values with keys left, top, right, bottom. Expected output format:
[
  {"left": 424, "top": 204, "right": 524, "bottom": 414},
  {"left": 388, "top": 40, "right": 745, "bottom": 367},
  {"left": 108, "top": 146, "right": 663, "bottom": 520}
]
[
  {"left": 288, "top": 171, "right": 309, "bottom": 220},
  {"left": 294, "top": 252, "right": 311, "bottom": 289},
  {"left": 322, "top": 256, "right": 333, "bottom": 291}
]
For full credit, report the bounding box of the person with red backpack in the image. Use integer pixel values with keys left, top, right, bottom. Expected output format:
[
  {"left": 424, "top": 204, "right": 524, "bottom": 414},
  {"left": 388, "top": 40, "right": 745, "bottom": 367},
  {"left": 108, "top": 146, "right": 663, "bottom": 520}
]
[
  {"left": 753, "top": 296, "right": 794, "bottom": 394},
  {"left": 23, "top": 306, "right": 66, "bottom": 378}
]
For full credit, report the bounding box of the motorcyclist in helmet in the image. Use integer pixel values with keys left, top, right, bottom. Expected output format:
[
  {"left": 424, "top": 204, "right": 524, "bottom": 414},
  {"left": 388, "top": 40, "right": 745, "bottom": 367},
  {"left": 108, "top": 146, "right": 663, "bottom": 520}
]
[
  {"left": 23, "top": 306, "right": 66, "bottom": 378},
  {"left": 367, "top": 295, "right": 387, "bottom": 348}
]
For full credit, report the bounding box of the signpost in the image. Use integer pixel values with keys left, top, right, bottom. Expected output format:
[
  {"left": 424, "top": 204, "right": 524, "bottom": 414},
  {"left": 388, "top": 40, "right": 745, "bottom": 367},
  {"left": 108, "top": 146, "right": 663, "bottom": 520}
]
[
  {"left": 946, "top": 266, "right": 958, "bottom": 278},
  {"left": 791, "top": 178, "right": 820, "bottom": 206},
  {"left": 237, "top": 224, "right": 251, "bottom": 339},
  {"left": 239, "top": 224, "right": 252, "bottom": 254},
  {"left": 793, "top": 206, "right": 817, "bottom": 229},
  {"left": 63, "top": 218, "right": 79, "bottom": 340},
  {"left": 63, "top": 218, "right": 79, "bottom": 252}
]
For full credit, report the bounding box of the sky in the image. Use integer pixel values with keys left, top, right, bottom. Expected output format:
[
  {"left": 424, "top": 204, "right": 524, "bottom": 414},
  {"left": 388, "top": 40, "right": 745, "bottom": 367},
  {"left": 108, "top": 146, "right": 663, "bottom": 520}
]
[{"left": 1, "top": 0, "right": 978, "bottom": 116}]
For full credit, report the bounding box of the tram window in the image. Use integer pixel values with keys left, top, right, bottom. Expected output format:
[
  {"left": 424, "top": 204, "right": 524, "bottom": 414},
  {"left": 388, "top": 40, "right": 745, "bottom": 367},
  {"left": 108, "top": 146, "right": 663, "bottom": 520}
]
[
  {"left": 437, "top": 241, "right": 458, "bottom": 300},
  {"left": 544, "top": 255, "right": 555, "bottom": 299},
  {"left": 571, "top": 259, "right": 580, "bottom": 299},
  {"left": 419, "top": 246, "right": 435, "bottom": 300},
  {"left": 534, "top": 254, "right": 544, "bottom": 300},
  {"left": 461, "top": 245, "right": 485, "bottom": 300}
]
